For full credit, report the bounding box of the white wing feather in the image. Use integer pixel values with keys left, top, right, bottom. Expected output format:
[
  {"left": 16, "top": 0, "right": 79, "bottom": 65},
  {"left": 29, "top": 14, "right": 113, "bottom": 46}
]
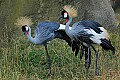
[
  {"left": 59, "top": 24, "right": 72, "bottom": 30},
  {"left": 84, "top": 27, "right": 109, "bottom": 45}
]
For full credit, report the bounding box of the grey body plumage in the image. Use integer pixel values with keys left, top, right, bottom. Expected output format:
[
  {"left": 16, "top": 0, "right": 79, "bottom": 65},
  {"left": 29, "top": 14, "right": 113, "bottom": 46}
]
[
  {"left": 21, "top": 20, "right": 80, "bottom": 75},
  {"left": 33, "top": 22, "right": 60, "bottom": 44}
]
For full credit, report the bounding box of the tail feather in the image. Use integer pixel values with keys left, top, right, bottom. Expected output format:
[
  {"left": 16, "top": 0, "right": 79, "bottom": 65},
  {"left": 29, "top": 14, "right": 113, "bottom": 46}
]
[
  {"left": 80, "top": 45, "right": 85, "bottom": 59},
  {"left": 100, "top": 39, "right": 115, "bottom": 54},
  {"left": 54, "top": 30, "right": 80, "bottom": 56},
  {"left": 74, "top": 46, "right": 79, "bottom": 56},
  {"left": 85, "top": 47, "right": 91, "bottom": 68},
  {"left": 72, "top": 41, "right": 79, "bottom": 56}
]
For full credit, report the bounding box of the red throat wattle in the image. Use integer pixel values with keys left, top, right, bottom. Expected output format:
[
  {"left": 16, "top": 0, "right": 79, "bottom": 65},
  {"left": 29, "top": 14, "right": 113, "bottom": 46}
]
[
  {"left": 66, "top": 19, "right": 68, "bottom": 23},
  {"left": 26, "top": 31, "right": 28, "bottom": 35}
]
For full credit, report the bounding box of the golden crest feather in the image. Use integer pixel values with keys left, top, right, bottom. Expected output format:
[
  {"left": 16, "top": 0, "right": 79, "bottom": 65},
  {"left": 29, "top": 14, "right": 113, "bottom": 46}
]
[
  {"left": 15, "top": 16, "right": 33, "bottom": 27},
  {"left": 104, "top": 29, "right": 110, "bottom": 40},
  {"left": 63, "top": 5, "right": 77, "bottom": 18}
]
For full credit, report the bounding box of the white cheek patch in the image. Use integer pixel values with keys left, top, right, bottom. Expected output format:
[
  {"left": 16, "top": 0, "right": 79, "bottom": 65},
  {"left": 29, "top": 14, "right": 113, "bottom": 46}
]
[
  {"left": 64, "top": 13, "right": 67, "bottom": 18},
  {"left": 26, "top": 26, "right": 29, "bottom": 31}
]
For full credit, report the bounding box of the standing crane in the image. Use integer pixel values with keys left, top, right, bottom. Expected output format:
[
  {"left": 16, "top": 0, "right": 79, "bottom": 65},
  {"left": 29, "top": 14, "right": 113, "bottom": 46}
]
[
  {"left": 16, "top": 17, "right": 80, "bottom": 74},
  {"left": 59, "top": 5, "right": 115, "bottom": 79}
]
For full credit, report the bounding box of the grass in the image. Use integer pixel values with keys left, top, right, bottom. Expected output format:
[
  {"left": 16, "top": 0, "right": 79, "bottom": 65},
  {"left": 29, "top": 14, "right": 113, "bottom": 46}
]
[{"left": 0, "top": 27, "right": 120, "bottom": 80}]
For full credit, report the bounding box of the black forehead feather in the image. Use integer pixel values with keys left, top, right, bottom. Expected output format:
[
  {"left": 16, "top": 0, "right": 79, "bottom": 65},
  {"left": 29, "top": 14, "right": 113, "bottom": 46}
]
[
  {"left": 22, "top": 26, "right": 26, "bottom": 32},
  {"left": 61, "top": 10, "right": 67, "bottom": 15}
]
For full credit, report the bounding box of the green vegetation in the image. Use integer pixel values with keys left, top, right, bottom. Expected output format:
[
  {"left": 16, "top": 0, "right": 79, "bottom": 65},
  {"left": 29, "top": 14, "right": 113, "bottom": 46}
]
[{"left": 0, "top": 27, "right": 120, "bottom": 80}]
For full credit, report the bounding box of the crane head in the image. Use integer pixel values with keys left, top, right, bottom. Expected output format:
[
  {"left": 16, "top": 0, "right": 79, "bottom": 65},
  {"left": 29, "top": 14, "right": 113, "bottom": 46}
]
[
  {"left": 15, "top": 16, "right": 33, "bottom": 35},
  {"left": 59, "top": 10, "right": 69, "bottom": 19},
  {"left": 59, "top": 5, "right": 77, "bottom": 22},
  {"left": 22, "top": 25, "right": 29, "bottom": 35},
  {"left": 60, "top": 5, "right": 77, "bottom": 19}
]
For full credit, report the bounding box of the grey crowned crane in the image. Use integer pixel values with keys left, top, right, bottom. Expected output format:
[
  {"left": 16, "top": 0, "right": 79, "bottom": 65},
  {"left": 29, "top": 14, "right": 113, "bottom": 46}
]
[
  {"left": 59, "top": 5, "right": 115, "bottom": 79},
  {"left": 16, "top": 17, "right": 80, "bottom": 74}
]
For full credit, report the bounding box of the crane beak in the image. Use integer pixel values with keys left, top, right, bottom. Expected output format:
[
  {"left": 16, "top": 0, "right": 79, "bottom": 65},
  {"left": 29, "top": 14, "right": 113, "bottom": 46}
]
[
  {"left": 22, "top": 31, "right": 28, "bottom": 36},
  {"left": 23, "top": 31, "right": 26, "bottom": 36}
]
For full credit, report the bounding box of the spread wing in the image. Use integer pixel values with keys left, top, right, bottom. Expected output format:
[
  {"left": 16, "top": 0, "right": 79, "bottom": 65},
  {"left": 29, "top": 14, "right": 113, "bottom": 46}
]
[
  {"left": 54, "top": 29, "right": 80, "bottom": 56},
  {"left": 79, "top": 20, "right": 103, "bottom": 34},
  {"left": 72, "top": 20, "right": 103, "bottom": 34},
  {"left": 34, "top": 22, "right": 60, "bottom": 44},
  {"left": 71, "top": 21, "right": 94, "bottom": 44},
  {"left": 71, "top": 20, "right": 111, "bottom": 46},
  {"left": 35, "top": 22, "right": 60, "bottom": 36}
]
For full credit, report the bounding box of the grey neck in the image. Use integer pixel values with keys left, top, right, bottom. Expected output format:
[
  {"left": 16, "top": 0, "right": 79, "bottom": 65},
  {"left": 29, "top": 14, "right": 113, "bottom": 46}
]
[
  {"left": 65, "top": 15, "right": 72, "bottom": 38},
  {"left": 27, "top": 27, "right": 36, "bottom": 44}
]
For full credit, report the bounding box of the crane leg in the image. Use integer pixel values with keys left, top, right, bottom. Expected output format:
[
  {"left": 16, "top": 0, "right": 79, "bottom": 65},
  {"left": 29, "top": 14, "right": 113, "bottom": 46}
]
[
  {"left": 44, "top": 44, "right": 51, "bottom": 75},
  {"left": 85, "top": 47, "right": 91, "bottom": 80},
  {"left": 91, "top": 45, "right": 99, "bottom": 76}
]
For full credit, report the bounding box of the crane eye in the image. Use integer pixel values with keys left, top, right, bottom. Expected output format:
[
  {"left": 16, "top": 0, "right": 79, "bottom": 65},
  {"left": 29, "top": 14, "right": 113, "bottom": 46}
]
[{"left": 64, "top": 12, "right": 68, "bottom": 18}]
